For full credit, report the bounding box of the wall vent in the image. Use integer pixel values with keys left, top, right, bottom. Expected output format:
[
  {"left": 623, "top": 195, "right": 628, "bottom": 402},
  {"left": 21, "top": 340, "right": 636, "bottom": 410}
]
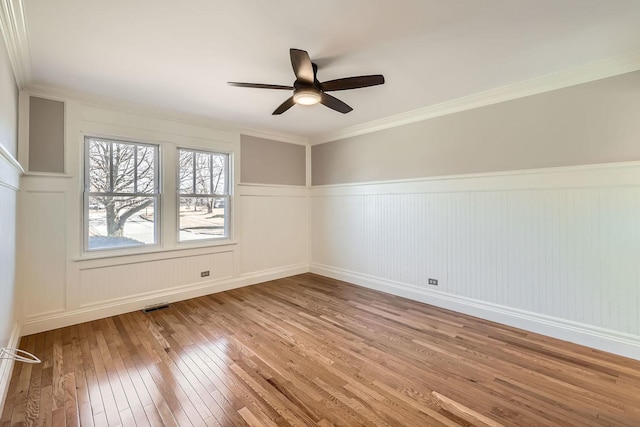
[{"left": 142, "top": 302, "right": 170, "bottom": 313}]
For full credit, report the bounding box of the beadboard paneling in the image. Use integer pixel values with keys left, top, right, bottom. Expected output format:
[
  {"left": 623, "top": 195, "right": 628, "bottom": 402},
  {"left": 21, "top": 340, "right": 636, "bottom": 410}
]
[
  {"left": 311, "top": 164, "right": 640, "bottom": 339},
  {"left": 15, "top": 98, "right": 311, "bottom": 334},
  {"left": 20, "top": 191, "right": 67, "bottom": 318},
  {"left": 238, "top": 185, "right": 309, "bottom": 275},
  {"left": 77, "top": 251, "right": 234, "bottom": 307},
  {"left": 0, "top": 149, "right": 20, "bottom": 352}
]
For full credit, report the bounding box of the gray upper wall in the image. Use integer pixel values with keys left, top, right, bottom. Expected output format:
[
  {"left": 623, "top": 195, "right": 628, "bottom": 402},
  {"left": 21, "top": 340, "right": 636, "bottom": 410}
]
[
  {"left": 241, "top": 135, "right": 306, "bottom": 186},
  {"left": 29, "top": 97, "right": 65, "bottom": 173},
  {"left": 0, "top": 38, "right": 17, "bottom": 157},
  {"left": 312, "top": 71, "right": 640, "bottom": 185}
]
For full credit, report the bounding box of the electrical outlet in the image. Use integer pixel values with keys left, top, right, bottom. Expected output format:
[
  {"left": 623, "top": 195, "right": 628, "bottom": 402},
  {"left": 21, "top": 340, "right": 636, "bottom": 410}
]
[
  {"left": 428, "top": 278, "right": 438, "bottom": 286},
  {"left": 201, "top": 270, "right": 210, "bottom": 277}
]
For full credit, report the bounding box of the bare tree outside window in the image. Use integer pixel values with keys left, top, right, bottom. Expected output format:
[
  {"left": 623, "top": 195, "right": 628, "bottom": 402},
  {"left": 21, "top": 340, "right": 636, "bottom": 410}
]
[
  {"left": 178, "top": 149, "right": 229, "bottom": 241},
  {"left": 85, "top": 137, "right": 159, "bottom": 250}
]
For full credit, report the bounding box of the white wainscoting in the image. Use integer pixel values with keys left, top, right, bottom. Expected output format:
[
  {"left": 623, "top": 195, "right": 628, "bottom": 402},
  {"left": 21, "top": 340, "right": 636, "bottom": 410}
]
[
  {"left": 17, "top": 100, "right": 311, "bottom": 336},
  {"left": 18, "top": 181, "right": 311, "bottom": 335},
  {"left": 0, "top": 145, "right": 22, "bottom": 412},
  {"left": 0, "top": 322, "right": 20, "bottom": 414},
  {"left": 76, "top": 250, "right": 235, "bottom": 307},
  {"left": 238, "top": 184, "right": 309, "bottom": 276},
  {"left": 310, "top": 162, "right": 640, "bottom": 360},
  {"left": 19, "top": 189, "right": 68, "bottom": 318},
  {"left": 0, "top": 151, "right": 20, "bottom": 340}
]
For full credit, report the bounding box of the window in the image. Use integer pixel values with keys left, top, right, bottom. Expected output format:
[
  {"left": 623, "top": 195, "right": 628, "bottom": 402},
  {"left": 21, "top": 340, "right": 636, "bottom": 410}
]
[
  {"left": 83, "top": 137, "right": 231, "bottom": 254},
  {"left": 84, "top": 137, "right": 159, "bottom": 251},
  {"left": 178, "top": 148, "right": 230, "bottom": 242}
]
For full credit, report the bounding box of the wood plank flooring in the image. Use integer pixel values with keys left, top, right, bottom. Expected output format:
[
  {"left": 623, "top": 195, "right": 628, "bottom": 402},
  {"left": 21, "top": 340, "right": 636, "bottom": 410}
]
[{"left": 2, "top": 273, "right": 640, "bottom": 426}]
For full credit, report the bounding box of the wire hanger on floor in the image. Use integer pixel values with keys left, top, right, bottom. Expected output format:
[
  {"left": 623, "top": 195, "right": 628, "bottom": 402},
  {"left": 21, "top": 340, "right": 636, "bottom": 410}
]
[{"left": 0, "top": 347, "right": 41, "bottom": 364}]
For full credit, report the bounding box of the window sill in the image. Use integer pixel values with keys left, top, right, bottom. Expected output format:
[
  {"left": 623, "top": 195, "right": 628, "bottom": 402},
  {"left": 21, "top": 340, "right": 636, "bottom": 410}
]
[{"left": 73, "top": 240, "right": 237, "bottom": 262}]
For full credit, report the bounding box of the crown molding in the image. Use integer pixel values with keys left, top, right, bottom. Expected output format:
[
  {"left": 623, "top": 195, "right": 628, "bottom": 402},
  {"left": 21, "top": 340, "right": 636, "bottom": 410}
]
[
  {"left": 25, "top": 84, "right": 307, "bottom": 146},
  {"left": 0, "top": 0, "right": 30, "bottom": 89},
  {"left": 311, "top": 50, "right": 640, "bottom": 145},
  {"left": 6, "top": 1, "right": 638, "bottom": 149},
  {"left": 25, "top": 83, "right": 243, "bottom": 131},
  {"left": 23, "top": 84, "right": 306, "bottom": 144},
  {"left": 238, "top": 128, "right": 309, "bottom": 146}
]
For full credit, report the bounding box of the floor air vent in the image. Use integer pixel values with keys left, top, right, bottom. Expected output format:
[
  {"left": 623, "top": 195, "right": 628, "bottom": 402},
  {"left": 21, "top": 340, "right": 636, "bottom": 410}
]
[{"left": 142, "top": 302, "right": 170, "bottom": 313}]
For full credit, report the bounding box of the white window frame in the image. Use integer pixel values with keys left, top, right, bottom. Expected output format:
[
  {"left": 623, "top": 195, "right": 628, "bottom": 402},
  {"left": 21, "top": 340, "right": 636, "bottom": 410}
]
[
  {"left": 83, "top": 136, "right": 161, "bottom": 253},
  {"left": 176, "top": 147, "right": 231, "bottom": 243}
]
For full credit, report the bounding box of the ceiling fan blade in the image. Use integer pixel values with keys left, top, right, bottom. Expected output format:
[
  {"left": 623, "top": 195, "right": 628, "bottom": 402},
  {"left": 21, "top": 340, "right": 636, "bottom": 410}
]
[
  {"left": 320, "top": 93, "right": 353, "bottom": 114},
  {"left": 228, "top": 82, "right": 293, "bottom": 90},
  {"left": 321, "top": 75, "right": 385, "bottom": 91},
  {"left": 290, "top": 49, "right": 314, "bottom": 84},
  {"left": 272, "top": 97, "right": 296, "bottom": 115}
]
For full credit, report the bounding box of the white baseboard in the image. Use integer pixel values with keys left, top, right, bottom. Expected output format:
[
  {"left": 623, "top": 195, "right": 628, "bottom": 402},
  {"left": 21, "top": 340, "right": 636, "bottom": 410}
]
[
  {"left": 0, "top": 322, "right": 21, "bottom": 413},
  {"left": 20, "top": 264, "right": 309, "bottom": 336},
  {"left": 310, "top": 263, "right": 640, "bottom": 361}
]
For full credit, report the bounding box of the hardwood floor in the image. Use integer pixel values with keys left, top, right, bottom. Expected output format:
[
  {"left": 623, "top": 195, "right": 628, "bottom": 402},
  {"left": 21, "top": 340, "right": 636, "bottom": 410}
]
[{"left": 2, "top": 273, "right": 640, "bottom": 426}]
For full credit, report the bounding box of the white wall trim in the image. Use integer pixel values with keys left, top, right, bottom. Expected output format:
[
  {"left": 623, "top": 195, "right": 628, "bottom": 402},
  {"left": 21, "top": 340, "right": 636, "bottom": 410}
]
[
  {"left": 239, "top": 128, "right": 309, "bottom": 146},
  {"left": 0, "top": 142, "right": 23, "bottom": 176},
  {"left": 72, "top": 243, "right": 237, "bottom": 265},
  {"left": 238, "top": 183, "right": 309, "bottom": 197},
  {"left": 0, "top": 321, "right": 20, "bottom": 412},
  {"left": 311, "top": 50, "right": 640, "bottom": 144},
  {"left": 20, "top": 264, "right": 309, "bottom": 336},
  {"left": 16, "top": 51, "right": 640, "bottom": 151},
  {"left": 22, "top": 85, "right": 308, "bottom": 145},
  {"left": 24, "top": 85, "right": 240, "bottom": 138},
  {"left": 310, "top": 264, "right": 640, "bottom": 361},
  {"left": 0, "top": 0, "right": 30, "bottom": 89},
  {"left": 13, "top": 47, "right": 640, "bottom": 149},
  {"left": 311, "top": 161, "right": 640, "bottom": 196},
  {"left": 3, "top": 3, "right": 638, "bottom": 150},
  {"left": 238, "top": 263, "right": 308, "bottom": 280},
  {"left": 0, "top": 142, "right": 22, "bottom": 191}
]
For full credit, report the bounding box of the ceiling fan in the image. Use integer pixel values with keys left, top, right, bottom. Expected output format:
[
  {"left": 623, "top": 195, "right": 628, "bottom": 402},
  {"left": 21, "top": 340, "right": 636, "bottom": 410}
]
[{"left": 228, "top": 48, "right": 385, "bottom": 115}]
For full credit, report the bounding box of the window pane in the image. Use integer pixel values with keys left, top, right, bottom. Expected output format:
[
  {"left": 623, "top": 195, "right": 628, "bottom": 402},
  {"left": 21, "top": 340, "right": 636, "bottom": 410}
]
[
  {"left": 179, "top": 197, "right": 226, "bottom": 241},
  {"left": 176, "top": 149, "right": 229, "bottom": 243},
  {"left": 137, "top": 145, "right": 156, "bottom": 194},
  {"left": 195, "top": 152, "right": 211, "bottom": 194},
  {"left": 88, "top": 139, "right": 110, "bottom": 192},
  {"left": 178, "top": 150, "right": 194, "bottom": 193},
  {"left": 112, "top": 143, "right": 136, "bottom": 193},
  {"left": 87, "top": 196, "right": 157, "bottom": 250},
  {"left": 177, "top": 150, "right": 229, "bottom": 196},
  {"left": 212, "top": 154, "right": 227, "bottom": 195},
  {"left": 85, "top": 137, "right": 159, "bottom": 253}
]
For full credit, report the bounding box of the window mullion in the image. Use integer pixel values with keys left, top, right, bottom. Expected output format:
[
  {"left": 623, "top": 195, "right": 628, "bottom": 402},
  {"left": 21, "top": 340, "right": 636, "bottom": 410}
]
[
  {"left": 109, "top": 141, "right": 114, "bottom": 192},
  {"left": 155, "top": 145, "right": 160, "bottom": 193},
  {"left": 224, "top": 154, "right": 229, "bottom": 194},
  {"left": 209, "top": 153, "right": 213, "bottom": 195},
  {"left": 192, "top": 151, "right": 196, "bottom": 194},
  {"left": 134, "top": 146, "right": 138, "bottom": 193}
]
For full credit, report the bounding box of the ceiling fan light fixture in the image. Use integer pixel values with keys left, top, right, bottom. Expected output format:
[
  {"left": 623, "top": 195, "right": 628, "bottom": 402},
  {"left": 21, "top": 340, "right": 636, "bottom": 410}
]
[
  {"left": 293, "top": 87, "right": 321, "bottom": 105},
  {"left": 229, "top": 48, "right": 383, "bottom": 114}
]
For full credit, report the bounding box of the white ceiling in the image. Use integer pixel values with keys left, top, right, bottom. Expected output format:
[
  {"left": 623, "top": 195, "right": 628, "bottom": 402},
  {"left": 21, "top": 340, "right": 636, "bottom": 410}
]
[{"left": 17, "top": 0, "right": 640, "bottom": 140}]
